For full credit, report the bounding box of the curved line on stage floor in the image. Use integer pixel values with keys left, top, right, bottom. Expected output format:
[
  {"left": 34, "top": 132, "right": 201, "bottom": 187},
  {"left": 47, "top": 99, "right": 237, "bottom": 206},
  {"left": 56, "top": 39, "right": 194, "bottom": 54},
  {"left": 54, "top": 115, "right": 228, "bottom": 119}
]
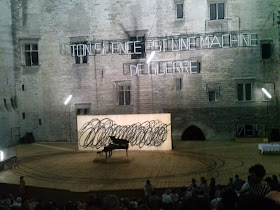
[{"left": 6, "top": 150, "right": 244, "bottom": 185}]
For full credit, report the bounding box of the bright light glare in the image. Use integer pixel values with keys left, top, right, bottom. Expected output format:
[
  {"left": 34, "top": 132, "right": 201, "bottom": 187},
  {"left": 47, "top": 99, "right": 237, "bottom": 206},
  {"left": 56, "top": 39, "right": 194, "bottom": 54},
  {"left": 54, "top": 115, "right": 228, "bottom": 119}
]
[
  {"left": 146, "top": 51, "right": 155, "bottom": 64},
  {"left": 262, "top": 88, "right": 272, "bottom": 99},
  {"left": 0, "top": 151, "right": 3, "bottom": 161},
  {"left": 64, "top": 95, "right": 72, "bottom": 105}
]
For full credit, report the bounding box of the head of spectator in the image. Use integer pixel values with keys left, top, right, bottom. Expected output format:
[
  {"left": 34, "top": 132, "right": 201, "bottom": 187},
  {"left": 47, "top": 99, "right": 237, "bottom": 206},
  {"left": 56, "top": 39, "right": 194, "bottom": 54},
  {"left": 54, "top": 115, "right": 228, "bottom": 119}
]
[
  {"left": 103, "top": 194, "right": 119, "bottom": 210},
  {"left": 249, "top": 164, "right": 266, "bottom": 184}
]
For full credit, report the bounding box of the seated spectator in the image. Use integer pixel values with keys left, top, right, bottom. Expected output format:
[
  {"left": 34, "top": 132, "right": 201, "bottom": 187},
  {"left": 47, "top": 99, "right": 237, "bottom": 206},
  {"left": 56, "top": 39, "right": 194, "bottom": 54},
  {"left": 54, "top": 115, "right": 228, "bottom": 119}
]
[
  {"left": 240, "top": 175, "right": 251, "bottom": 195},
  {"left": 200, "top": 178, "right": 210, "bottom": 195},
  {"left": 227, "top": 178, "right": 234, "bottom": 190},
  {"left": 217, "top": 189, "right": 238, "bottom": 210},
  {"left": 103, "top": 194, "right": 120, "bottom": 210},
  {"left": 162, "top": 189, "right": 172, "bottom": 210},
  {"left": 234, "top": 174, "right": 245, "bottom": 191},
  {"left": 189, "top": 178, "right": 198, "bottom": 191},
  {"left": 248, "top": 164, "right": 271, "bottom": 197},
  {"left": 209, "top": 178, "right": 216, "bottom": 200},
  {"left": 148, "top": 191, "right": 161, "bottom": 210}
]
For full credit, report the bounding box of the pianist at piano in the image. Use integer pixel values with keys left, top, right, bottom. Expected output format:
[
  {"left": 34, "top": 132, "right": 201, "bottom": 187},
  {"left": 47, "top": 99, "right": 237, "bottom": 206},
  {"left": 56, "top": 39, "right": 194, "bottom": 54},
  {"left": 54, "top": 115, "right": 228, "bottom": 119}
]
[{"left": 101, "top": 136, "right": 129, "bottom": 158}]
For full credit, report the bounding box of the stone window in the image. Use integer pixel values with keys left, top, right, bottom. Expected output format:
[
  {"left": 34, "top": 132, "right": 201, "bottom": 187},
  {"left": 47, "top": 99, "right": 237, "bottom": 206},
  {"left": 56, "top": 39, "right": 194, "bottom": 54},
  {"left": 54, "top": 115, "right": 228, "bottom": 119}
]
[
  {"left": 24, "top": 44, "right": 39, "bottom": 66},
  {"left": 237, "top": 83, "right": 252, "bottom": 101},
  {"left": 75, "top": 103, "right": 91, "bottom": 115},
  {"left": 176, "top": 3, "right": 183, "bottom": 19},
  {"left": 130, "top": 36, "right": 145, "bottom": 59},
  {"left": 210, "top": 3, "right": 224, "bottom": 20},
  {"left": 115, "top": 81, "right": 131, "bottom": 105},
  {"left": 175, "top": 78, "right": 182, "bottom": 91},
  {"left": 209, "top": 91, "right": 216, "bottom": 102}
]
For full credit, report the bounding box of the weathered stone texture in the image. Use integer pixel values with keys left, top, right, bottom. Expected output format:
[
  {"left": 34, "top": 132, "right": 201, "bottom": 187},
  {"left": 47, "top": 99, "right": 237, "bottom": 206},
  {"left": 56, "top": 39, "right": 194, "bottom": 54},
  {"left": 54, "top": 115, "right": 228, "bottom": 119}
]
[{"left": 0, "top": 0, "right": 279, "bottom": 143}]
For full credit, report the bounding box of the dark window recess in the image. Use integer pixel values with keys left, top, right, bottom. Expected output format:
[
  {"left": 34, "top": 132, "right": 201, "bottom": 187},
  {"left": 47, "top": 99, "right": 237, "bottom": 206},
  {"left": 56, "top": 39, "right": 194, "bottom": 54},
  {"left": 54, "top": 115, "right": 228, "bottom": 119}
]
[
  {"left": 10, "top": 98, "right": 15, "bottom": 110},
  {"left": 237, "top": 84, "right": 244, "bottom": 101},
  {"left": 210, "top": 4, "right": 216, "bottom": 20},
  {"left": 217, "top": 3, "right": 224, "bottom": 19},
  {"left": 245, "top": 83, "right": 251, "bottom": 100},
  {"left": 130, "top": 36, "right": 145, "bottom": 59},
  {"left": 176, "top": 78, "right": 182, "bottom": 91},
  {"left": 177, "top": 4, "right": 183, "bottom": 19},
  {"left": 262, "top": 44, "right": 271, "bottom": 59},
  {"left": 22, "top": 85, "right": 25, "bottom": 91},
  {"left": 119, "top": 85, "right": 131, "bottom": 105},
  {"left": 210, "top": 3, "right": 224, "bottom": 20},
  {"left": 4, "top": 99, "right": 8, "bottom": 110},
  {"left": 22, "top": 113, "right": 25, "bottom": 119},
  {"left": 39, "top": 119, "right": 42, "bottom": 125},
  {"left": 76, "top": 108, "right": 90, "bottom": 115},
  {"left": 209, "top": 91, "right": 216, "bottom": 102},
  {"left": 25, "top": 44, "right": 39, "bottom": 66}
]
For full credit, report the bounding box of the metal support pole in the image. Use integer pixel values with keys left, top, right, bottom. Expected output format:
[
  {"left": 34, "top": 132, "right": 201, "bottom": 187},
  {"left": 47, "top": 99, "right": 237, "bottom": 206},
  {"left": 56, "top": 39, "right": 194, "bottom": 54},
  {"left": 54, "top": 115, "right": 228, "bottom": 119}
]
[{"left": 69, "top": 105, "right": 71, "bottom": 142}]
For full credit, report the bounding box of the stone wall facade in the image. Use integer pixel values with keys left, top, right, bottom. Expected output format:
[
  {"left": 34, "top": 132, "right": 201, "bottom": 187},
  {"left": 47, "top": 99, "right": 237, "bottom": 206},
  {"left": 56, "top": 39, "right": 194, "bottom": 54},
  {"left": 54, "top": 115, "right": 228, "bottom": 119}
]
[{"left": 1, "top": 0, "right": 280, "bottom": 144}]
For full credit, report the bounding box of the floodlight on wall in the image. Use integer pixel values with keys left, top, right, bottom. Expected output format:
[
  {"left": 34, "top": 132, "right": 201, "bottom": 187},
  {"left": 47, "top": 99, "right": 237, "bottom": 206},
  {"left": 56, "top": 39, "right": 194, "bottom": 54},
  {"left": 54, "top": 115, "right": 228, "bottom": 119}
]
[
  {"left": 146, "top": 51, "right": 155, "bottom": 64},
  {"left": 0, "top": 150, "right": 3, "bottom": 162},
  {"left": 262, "top": 88, "right": 272, "bottom": 99},
  {"left": 64, "top": 95, "right": 72, "bottom": 105}
]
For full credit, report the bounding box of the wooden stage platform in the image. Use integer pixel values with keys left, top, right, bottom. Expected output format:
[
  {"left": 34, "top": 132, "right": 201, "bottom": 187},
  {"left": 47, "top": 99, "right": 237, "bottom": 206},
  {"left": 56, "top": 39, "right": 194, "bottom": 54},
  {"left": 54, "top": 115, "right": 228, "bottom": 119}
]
[{"left": 0, "top": 141, "right": 279, "bottom": 194}]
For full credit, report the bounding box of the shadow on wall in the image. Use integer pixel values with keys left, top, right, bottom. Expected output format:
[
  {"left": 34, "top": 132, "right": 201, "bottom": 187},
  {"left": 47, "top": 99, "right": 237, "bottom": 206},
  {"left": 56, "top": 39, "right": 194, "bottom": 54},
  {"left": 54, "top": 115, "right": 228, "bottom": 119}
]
[{"left": 181, "top": 125, "right": 205, "bottom": 141}]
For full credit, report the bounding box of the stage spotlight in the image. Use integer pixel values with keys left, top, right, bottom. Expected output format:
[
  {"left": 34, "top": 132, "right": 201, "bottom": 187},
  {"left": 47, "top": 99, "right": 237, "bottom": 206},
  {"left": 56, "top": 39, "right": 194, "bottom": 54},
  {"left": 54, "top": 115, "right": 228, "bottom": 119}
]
[
  {"left": 0, "top": 150, "right": 3, "bottom": 162},
  {"left": 64, "top": 95, "right": 72, "bottom": 105},
  {"left": 262, "top": 88, "right": 272, "bottom": 99},
  {"left": 146, "top": 51, "right": 155, "bottom": 64}
]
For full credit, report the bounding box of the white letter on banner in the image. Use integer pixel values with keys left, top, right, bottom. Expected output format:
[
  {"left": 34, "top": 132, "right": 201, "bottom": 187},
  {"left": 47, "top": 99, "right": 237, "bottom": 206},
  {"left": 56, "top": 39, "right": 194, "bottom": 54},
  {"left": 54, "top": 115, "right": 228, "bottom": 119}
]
[
  {"left": 84, "top": 44, "right": 92, "bottom": 55},
  {"left": 172, "top": 39, "right": 180, "bottom": 51},
  {"left": 111, "top": 42, "right": 118, "bottom": 54},
  {"left": 119, "top": 42, "right": 128, "bottom": 54},
  {"left": 137, "top": 63, "right": 144, "bottom": 76},
  {"left": 126, "top": 41, "right": 134, "bottom": 54},
  {"left": 230, "top": 34, "right": 239, "bottom": 47},
  {"left": 134, "top": 41, "right": 141, "bottom": 54},
  {"left": 200, "top": 36, "right": 210, "bottom": 49},
  {"left": 148, "top": 62, "right": 158, "bottom": 75},
  {"left": 222, "top": 34, "right": 230, "bottom": 48},
  {"left": 173, "top": 61, "right": 182, "bottom": 74},
  {"left": 95, "top": 43, "right": 102, "bottom": 54},
  {"left": 240, "top": 34, "right": 249, "bottom": 47},
  {"left": 182, "top": 61, "right": 190, "bottom": 73},
  {"left": 130, "top": 64, "right": 137, "bottom": 76},
  {"left": 77, "top": 44, "right": 84, "bottom": 57},
  {"left": 180, "top": 38, "right": 188, "bottom": 50},
  {"left": 164, "top": 62, "right": 173, "bottom": 75},
  {"left": 210, "top": 36, "right": 221, "bottom": 48},
  {"left": 250, "top": 33, "right": 258, "bottom": 46},
  {"left": 161, "top": 39, "right": 168, "bottom": 52},
  {"left": 152, "top": 40, "right": 162, "bottom": 52},
  {"left": 70, "top": 45, "right": 76, "bottom": 56},
  {"left": 189, "top": 37, "right": 196, "bottom": 50}
]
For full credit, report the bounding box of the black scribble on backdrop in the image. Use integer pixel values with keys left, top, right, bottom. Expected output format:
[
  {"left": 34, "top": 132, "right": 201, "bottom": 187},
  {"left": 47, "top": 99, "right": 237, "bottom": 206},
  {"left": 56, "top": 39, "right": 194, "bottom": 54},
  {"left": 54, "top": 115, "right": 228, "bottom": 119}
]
[{"left": 78, "top": 118, "right": 170, "bottom": 149}]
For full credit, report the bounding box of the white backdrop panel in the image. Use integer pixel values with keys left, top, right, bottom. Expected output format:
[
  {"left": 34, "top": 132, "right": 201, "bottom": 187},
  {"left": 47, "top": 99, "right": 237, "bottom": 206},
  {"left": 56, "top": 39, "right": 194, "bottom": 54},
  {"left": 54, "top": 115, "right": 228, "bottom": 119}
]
[{"left": 77, "top": 113, "right": 172, "bottom": 151}]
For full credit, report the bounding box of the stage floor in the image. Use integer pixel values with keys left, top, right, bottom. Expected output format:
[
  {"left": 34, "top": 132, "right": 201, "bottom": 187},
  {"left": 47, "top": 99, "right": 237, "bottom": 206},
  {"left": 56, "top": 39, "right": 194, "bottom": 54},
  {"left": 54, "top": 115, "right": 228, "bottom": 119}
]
[{"left": 0, "top": 141, "right": 279, "bottom": 192}]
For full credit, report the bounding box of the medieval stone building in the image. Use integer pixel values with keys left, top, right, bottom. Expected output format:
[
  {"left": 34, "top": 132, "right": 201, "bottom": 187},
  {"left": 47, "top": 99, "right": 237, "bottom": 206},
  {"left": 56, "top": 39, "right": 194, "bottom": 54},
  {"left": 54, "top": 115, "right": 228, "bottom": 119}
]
[{"left": 0, "top": 0, "right": 280, "bottom": 146}]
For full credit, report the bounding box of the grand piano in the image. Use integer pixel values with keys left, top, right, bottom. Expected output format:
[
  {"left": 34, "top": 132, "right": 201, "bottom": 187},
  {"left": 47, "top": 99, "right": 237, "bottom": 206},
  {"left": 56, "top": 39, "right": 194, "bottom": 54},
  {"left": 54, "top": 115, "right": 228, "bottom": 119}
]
[{"left": 102, "top": 136, "right": 129, "bottom": 158}]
